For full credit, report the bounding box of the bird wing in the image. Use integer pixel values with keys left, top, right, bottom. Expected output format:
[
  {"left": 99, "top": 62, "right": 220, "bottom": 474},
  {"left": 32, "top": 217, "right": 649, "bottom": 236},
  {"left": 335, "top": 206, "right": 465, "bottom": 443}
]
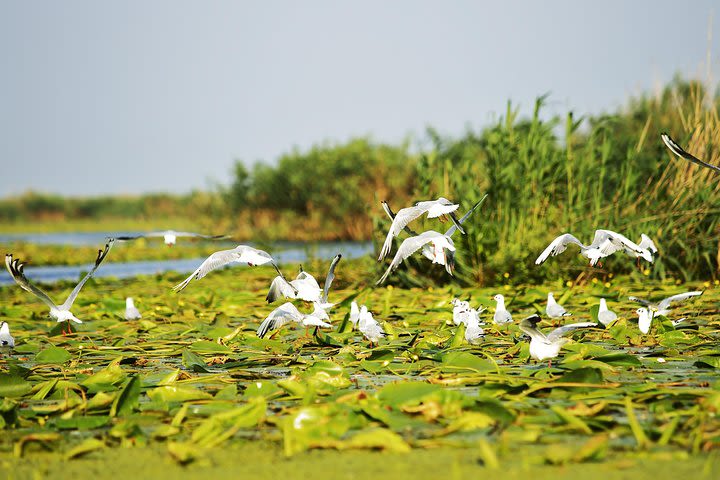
[
  {"left": 661, "top": 133, "right": 720, "bottom": 174},
  {"left": 639, "top": 234, "right": 658, "bottom": 254},
  {"left": 518, "top": 315, "right": 547, "bottom": 341},
  {"left": 546, "top": 322, "right": 595, "bottom": 342},
  {"left": 378, "top": 204, "right": 434, "bottom": 260},
  {"left": 381, "top": 201, "right": 420, "bottom": 236},
  {"left": 266, "top": 275, "right": 297, "bottom": 303},
  {"left": 535, "top": 233, "right": 584, "bottom": 265},
  {"left": 443, "top": 194, "right": 487, "bottom": 237},
  {"left": 235, "top": 246, "right": 275, "bottom": 266},
  {"left": 322, "top": 254, "right": 342, "bottom": 304},
  {"left": 256, "top": 302, "right": 303, "bottom": 338},
  {"left": 169, "top": 231, "right": 229, "bottom": 239},
  {"left": 61, "top": 240, "right": 114, "bottom": 310},
  {"left": 628, "top": 296, "right": 652, "bottom": 307},
  {"left": 658, "top": 291, "right": 703, "bottom": 310},
  {"left": 172, "top": 247, "right": 247, "bottom": 292},
  {"left": 595, "top": 230, "right": 644, "bottom": 255},
  {"left": 377, "top": 231, "right": 443, "bottom": 284},
  {"left": 5, "top": 254, "right": 59, "bottom": 311}
]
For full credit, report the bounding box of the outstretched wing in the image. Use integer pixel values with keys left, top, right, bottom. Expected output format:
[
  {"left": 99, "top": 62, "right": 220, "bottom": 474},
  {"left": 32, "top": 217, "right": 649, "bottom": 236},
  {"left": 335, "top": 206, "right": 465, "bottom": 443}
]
[
  {"left": 518, "top": 314, "right": 546, "bottom": 341},
  {"left": 322, "top": 254, "right": 342, "bottom": 304},
  {"left": 377, "top": 231, "right": 443, "bottom": 284},
  {"left": 378, "top": 203, "right": 436, "bottom": 260},
  {"left": 5, "top": 254, "right": 59, "bottom": 311},
  {"left": 256, "top": 302, "right": 303, "bottom": 338},
  {"left": 594, "top": 230, "right": 644, "bottom": 255},
  {"left": 546, "top": 322, "right": 595, "bottom": 342},
  {"left": 628, "top": 296, "right": 652, "bottom": 307},
  {"left": 266, "top": 275, "right": 297, "bottom": 303},
  {"left": 443, "top": 194, "right": 488, "bottom": 237},
  {"left": 169, "top": 231, "right": 228, "bottom": 239},
  {"left": 173, "top": 246, "right": 274, "bottom": 292},
  {"left": 661, "top": 133, "right": 720, "bottom": 174},
  {"left": 60, "top": 240, "right": 114, "bottom": 310},
  {"left": 381, "top": 201, "right": 420, "bottom": 237},
  {"left": 639, "top": 234, "right": 658, "bottom": 254},
  {"left": 658, "top": 291, "right": 703, "bottom": 310},
  {"left": 535, "top": 233, "right": 584, "bottom": 265}
]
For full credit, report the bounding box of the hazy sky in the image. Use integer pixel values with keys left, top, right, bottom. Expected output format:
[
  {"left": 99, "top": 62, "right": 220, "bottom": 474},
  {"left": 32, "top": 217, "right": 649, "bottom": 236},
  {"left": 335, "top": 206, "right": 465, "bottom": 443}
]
[{"left": 0, "top": 1, "right": 717, "bottom": 197}]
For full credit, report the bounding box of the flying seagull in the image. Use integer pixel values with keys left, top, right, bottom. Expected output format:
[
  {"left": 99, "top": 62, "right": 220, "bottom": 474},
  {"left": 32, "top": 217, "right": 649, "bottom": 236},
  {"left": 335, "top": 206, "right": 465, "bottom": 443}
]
[
  {"left": 125, "top": 297, "right": 142, "bottom": 320},
  {"left": 377, "top": 230, "right": 455, "bottom": 284},
  {"left": 378, "top": 197, "right": 465, "bottom": 261},
  {"left": 5, "top": 240, "right": 114, "bottom": 327},
  {"left": 173, "top": 245, "right": 285, "bottom": 292},
  {"left": 0, "top": 322, "right": 14, "bottom": 348},
  {"left": 519, "top": 314, "right": 595, "bottom": 366},
  {"left": 266, "top": 254, "right": 341, "bottom": 307},
  {"left": 383, "top": 195, "right": 487, "bottom": 275},
  {"left": 661, "top": 133, "right": 720, "bottom": 174},
  {"left": 535, "top": 229, "right": 650, "bottom": 266},
  {"left": 628, "top": 290, "right": 703, "bottom": 328},
  {"left": 256, "top": 302, "right": 332, "bottom": 339},
  {"left": 114, "top": 230, "right": 228, "bottom": 246}
]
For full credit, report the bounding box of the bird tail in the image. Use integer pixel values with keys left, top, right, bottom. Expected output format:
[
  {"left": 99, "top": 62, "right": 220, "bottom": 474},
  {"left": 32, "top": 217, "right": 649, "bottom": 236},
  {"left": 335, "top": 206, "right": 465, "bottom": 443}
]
[{"left": 172, "top": 273, "right": 195, "bottom": 293}]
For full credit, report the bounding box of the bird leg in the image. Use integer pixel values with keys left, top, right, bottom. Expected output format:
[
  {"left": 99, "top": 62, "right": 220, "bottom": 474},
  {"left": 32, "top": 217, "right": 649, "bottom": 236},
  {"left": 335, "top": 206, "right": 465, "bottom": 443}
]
[{"left": 548, "top": 359, "right": 552, "bottom": 368}]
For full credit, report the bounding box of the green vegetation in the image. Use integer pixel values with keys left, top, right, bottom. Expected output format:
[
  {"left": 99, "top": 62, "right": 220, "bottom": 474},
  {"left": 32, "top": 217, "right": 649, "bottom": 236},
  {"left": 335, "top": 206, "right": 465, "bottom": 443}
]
[{"left": 1, "top": 259, "right": 718, "bottom": 477}]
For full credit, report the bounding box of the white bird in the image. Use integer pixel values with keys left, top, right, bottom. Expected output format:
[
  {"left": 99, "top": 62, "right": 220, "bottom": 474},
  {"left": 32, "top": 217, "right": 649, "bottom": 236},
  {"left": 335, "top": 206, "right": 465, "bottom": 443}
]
[
  {"left": 629, "top": 291, "right": 703, "bottom": 317},
  {"left": 451, "top": 298, "right": 472, "bottom": 326},
  {"left": 357, "top": 305, "right": 386, "bottom": 345},
  {"left": 519, "top": 314, "right": 595, "bottom": 366},
  {"left": 5, "top": 241, "right": 113, "bottom": 327},
  {"left": 115, "top": 230, "right": 227, "bottom": 246},
  {"left": 638, "top": 234, "right": 658, "bottom": 256},
  {"left": 378, "top": 197, "right": 464, "bottom": 261},
  {"left": 349, "top": 301, "right": 361, "bottom": 327},
  {"left": 597, "top": 298, "right": 617, "bottom": 326},
  {"left": 463, "top": 309, "right": 485, "bottom": 344},
  {"left": 173, "top": 245, "right": 284, "bottom": 292},
  {"left": 546, "top": 292, "right": 571, "bottom": 319},
  {"left": 266, "top": 254, "right": 341, "bottom": 308},
  {"left": 535, "top": 230, "right": 648, "bottom": 266},
  {"left": 0, "top": 322, "right": 14, "bottom": 348},
  {"left": 124, "top": 297, "right": 142, "bottom": 320},
  {"left": 377, "top": 231, "right": 455, "bottom": 284},
  {"left": 382, "top": 195, "right": 487, "bottom": 275},
  {"left": 491, "top": 294, "right": 513, "bottom": 325},
  {"left": 635, "top": 307, "right": 654, "bottom": 334},
  {"left": 661, "top": 132, "right": 720, "bottom": 174},
  {"left": 256, "top": 302, "right": 332, "bottom": 339}
]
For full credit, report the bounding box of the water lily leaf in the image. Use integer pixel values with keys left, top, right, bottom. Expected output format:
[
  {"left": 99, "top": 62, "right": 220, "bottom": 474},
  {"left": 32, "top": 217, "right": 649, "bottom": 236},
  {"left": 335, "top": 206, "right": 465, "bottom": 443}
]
[
  {"left": 694, "top": 357, "right": 720, "bottom": 369},
  {"left": 377, "top": 382, "right": 440, "bottom": 408},
  {"left": 147, "top": 385, "right": 212, "bottom": 403},
  {"left": 343, "top": 428, "right": 410, "bottom": 452},
  {"left": 191, "top": 398, "right": 266, "bottom": 447},
  {"left": 0, "top": 375, "right": 32, "bottom": 398},
  {"left": 81, "top": 362, "right": 127, "bottom": 393},
  {"left": 35, "top": 346, "right": 72, "bottom": 364},
  {"left": 441, "top": 351, "right": 495, "bottom": 372},
  {"left": 111, "top": 376, "right": 140, "bottom": 417},
  {"left": 182, "top": 348, "right": 210, "bottom": 373},
  {"left": 557, "top": 367, "right": 604, "bottom": 384},
  {"left": 592, "top": 353, "right": 642, "bottom": 367},
  {"left": 189, "top": 340, "right": 233, "bottom": 354},
  {"left": 54, "top": 416, "right": 110, "bottom": 430},
  {"left": 65, "top": 438, "right": 106, "bottom": 460},
  {"left": 243, "top": 381, "right": 282, "bottom": 399}
]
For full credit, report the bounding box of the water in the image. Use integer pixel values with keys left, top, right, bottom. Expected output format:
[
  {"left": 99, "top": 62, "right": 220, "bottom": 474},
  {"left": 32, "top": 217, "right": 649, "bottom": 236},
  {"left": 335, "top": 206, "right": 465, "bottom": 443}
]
[{"left": 0, "top": 236, "right": 373, "bottom": 285}]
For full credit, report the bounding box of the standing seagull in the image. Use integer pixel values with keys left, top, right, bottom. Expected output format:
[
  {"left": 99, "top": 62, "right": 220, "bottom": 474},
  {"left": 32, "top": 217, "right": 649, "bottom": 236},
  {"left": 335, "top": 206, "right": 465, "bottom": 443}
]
[
  {"left": 383, "top": 195, "right": 488, "bottom": 275},
  {"left": 491, "top": 294, "right": 513, "bottom": 325},
  {"left": 0, "top": 322, "right": 15, "bottom": 348},
  {"left": 115, "top": 230, "right": 228, "bottom": 246},
  {"left": 635, "top": 307, "right": 654, "bottom": 334},
  {"left": 5, "top": 241, "right": 114, "bottom": 327},
  {"left": 378, "top": 197, "right": 465, "bottom": 261},
  {"left": 357, "top": 305, "right": 386, "bottom": 346},
  {"left": 661, "top": 133, "right": 720, "bottom": 174},
  {"left": 266, "top": 254, "right": 341, "bottom": 308},
  {"left": 519, "top": 314, "right": 595, "bottom": 366},
  {"left": 546, "top": 292, "right": 571, "bottom": 320},
  {"left": 451, "top": 298, "right": 472, "bottom": 326},
  {"left": 256, "top": 302, "right": 332, "bottom": 339},
  {"left": 173, "top": 245, "right": 286, "bottom": 292},
  {"left": 125, "top": 298, "right": 142, "bottom": 320},
  {"left": 597, "top": 298, "right": 617, "bottom": 326},
  {"left": 377, "top": 231, "right": 455, "bottom": 284}
]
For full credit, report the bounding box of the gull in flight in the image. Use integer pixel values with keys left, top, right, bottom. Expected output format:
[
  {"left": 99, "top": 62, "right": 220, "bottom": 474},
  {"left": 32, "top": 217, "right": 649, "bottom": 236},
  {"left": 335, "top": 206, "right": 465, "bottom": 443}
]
[
  {"left": 5, "top": 241, "right": 114, "bottom": 328},
  {"left": 491, "top": 294, "right": 513, "bottom": 325},
  {"left": 125, "top": 297, "right": 142, "bottom": 320},
  {"left": 0, "top": 322, "right": 14, "bottom": 348},
  {"left": 115, "top": 230, "right": 228, "bottom": 246},
  {"left": 629, "top": 291, "right": 703, "bottom": 333},
  {"left": 597, "top": 298, "right": 617, "bottom": 326},
  {"left": 546, "top": 292, "right": 571, "bottom": 320},
  {"left": 378, "top": 197, "right": 466, "bottom": 261},
  {"left": 377, "top": 231, "right": 455, "bottom": 284},
  {"left": 450, "top": 299, "right": 485, "bottom": 343},
  {"left": 266, "top": 254, "right": 341, "bottom": 308},
  {"left": 661, "top": 133, "right": 720, "bottom": 174},
  {"left": 519, "top": 314, "right": 595, "bottom": 367},
  {"left": 382, "top": 195, "right": 487, "bottom": 275},
  {"left": 535, "top": 230, "right": 650, "bottom": 267},
  {"left": 256, "top": 302, "right": 332, "bottom": 339},
  {"left": 173, "top": 245, "right": 285, "bottom": 292}
]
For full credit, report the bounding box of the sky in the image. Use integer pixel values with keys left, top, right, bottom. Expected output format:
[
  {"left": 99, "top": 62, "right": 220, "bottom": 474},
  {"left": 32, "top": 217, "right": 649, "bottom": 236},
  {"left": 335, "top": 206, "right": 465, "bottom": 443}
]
[{"left": 0, "top": 0, "right": 717, "bottom": 197}]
